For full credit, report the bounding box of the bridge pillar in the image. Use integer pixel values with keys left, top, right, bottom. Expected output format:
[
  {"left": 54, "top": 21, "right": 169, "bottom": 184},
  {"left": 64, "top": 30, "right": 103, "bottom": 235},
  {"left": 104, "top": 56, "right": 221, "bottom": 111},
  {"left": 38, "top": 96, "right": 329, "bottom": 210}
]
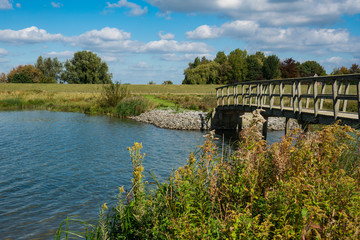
[{"left": 262, "top": 115, "right": 268, "bottom": 140}]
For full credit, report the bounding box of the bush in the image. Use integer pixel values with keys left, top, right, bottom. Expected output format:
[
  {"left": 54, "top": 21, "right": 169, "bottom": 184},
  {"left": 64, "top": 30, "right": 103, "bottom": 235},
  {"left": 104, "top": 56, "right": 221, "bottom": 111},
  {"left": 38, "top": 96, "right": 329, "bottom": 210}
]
[
  {"left": 56, "top": 116, "right": 360, "bottom": 239},
  {"left": 99, "top": 82, "right": 129, "bottom": 107},
  {"left": 116, "top": 97, "right": 151, "bottom": 117}
]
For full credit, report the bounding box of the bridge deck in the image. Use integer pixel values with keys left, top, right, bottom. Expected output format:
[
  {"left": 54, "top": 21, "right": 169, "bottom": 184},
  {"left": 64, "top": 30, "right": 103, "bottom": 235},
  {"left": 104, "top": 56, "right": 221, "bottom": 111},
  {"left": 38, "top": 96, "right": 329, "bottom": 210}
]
[{"left": 215, "top": 74, "right": 360, "bottom": 127}]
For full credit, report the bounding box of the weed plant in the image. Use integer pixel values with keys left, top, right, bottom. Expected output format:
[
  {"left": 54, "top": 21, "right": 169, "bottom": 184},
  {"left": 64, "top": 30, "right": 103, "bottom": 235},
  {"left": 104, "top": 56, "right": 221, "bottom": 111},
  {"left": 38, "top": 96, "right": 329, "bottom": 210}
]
[
  {"left": 115, "top": 96, "right": 152, "bottom": 117},
  {"left": 56, "top": 111, "right": 360, "bottom": 239},
  {"left": 99, "top": 82, "right": 129, "bottom": 107}
]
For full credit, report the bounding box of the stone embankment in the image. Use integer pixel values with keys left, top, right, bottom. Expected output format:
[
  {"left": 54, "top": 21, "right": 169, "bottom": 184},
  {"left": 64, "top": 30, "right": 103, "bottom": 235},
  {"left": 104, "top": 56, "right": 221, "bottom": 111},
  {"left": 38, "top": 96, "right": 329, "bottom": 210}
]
[{"left": 130, "top": 109, "right": 299, "bottom": 131}]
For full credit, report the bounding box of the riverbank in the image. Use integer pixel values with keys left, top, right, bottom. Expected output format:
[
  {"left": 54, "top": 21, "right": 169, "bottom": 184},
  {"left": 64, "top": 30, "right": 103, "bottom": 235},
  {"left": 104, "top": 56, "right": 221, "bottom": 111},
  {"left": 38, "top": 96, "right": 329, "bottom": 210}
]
[{"left": 130, "top": 109, "right": 300, "bottom": 131}]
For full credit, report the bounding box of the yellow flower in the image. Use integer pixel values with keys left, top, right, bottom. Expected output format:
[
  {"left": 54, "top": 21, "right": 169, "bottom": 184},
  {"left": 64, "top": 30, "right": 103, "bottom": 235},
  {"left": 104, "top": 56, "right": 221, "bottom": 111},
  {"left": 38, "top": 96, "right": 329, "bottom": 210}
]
[
  {"left": 102, "top": 203, "right": 108, "bottom": 210},
  {"left": 119, "top": 186, "right": 125, "bottom": 194}
]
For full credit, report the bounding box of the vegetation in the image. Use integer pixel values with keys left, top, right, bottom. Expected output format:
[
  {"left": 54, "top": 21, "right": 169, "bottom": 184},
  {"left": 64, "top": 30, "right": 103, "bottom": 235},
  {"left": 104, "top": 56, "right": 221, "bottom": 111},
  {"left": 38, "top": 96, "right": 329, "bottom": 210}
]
[
  {"left": 7, "top": 65, "right": 44, "bottom": 83},
  {"left": 55, "top": 113, "right": 360, "bottom": 239},
  {"left": 116, "top": 96, "right": 152, "bottom": 117},
  {"left": 61, "top": 51, "right": 112, "bottom": 84},
  {"left": 35, "top": 56, "right": 63, "bottom": 83}
]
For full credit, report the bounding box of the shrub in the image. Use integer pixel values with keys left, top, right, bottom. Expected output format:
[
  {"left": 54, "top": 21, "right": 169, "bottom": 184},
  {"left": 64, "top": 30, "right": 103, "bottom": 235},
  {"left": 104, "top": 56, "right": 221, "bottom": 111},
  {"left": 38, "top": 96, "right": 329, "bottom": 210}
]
[
  {"left": 116, "top": 97, "right": 151, "bottom": 117},
  {"left": 99, "top": 82, "right": 129, "bottom": 107}
]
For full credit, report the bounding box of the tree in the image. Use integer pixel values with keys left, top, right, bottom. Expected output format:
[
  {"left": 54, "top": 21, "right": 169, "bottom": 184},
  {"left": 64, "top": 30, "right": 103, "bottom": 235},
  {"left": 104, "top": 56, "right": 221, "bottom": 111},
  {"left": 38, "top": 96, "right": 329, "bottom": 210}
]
[
  {"left": 162, "top": 80, "right": 173, "bottom": 85},
  {"left": 35, "top": 56, "right": 63, "bottom": 83},
  {"left": 331, "top": 66, "right": 350, "bottom": 75},
  {"left": 350, "top": 64, "right": 360, "bottom": 74},
  {"left": 183, "top": 61, "right": 220, "bottom": 84},
  {"left": 298, "top": 61, "right": 326, "bottom": 77},
  {"left": 214, "top": 51, "right": 227, "bottom": 65},
  {"left": 263, "top": 55, "right": 280, "bottom": 80},
  {"left": 7, "top": 65, "right": 44, "bottom": 83},
  {"left": 246, "top": 55, "right": 263, "bottom": 81},
  {"left": 280, "top": 58, "right": 299, "bottom": 79},
  {"left": 188, "top": 57, "right": 201, "bottom": 70},
  {"left": 228, "top": 48, "right": 248, "bottom": 83},
  {"left": 214, "top": 51, "right": 232, "bottom": 84},
  {"left": 61, "top": 51, "right": 112, "bottom": 84},
  {"left": 0, "top": 72, "right": 7, "bottom": 83}
]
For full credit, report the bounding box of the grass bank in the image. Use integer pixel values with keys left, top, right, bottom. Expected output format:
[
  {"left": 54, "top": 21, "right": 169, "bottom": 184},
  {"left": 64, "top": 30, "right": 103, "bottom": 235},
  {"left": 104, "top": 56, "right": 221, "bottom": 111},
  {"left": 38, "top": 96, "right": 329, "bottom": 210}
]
[
  {"left": 0, "top": 83, "right": 218, "bottom": 115},
  {"left": 55, "top": 114, "right": 360, "bottom": 239}
]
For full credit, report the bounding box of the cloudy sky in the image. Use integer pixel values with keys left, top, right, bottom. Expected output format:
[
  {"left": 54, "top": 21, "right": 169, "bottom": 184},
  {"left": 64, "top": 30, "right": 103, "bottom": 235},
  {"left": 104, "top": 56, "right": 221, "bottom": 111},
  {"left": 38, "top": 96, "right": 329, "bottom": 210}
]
[{"left": 0, "top": 0, "right": 359, "bottom": 84}]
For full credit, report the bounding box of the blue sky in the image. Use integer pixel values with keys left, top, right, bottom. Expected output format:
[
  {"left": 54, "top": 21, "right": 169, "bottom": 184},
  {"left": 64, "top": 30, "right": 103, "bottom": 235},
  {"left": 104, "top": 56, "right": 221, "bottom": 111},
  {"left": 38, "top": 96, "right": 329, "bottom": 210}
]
[{"left": 0, "top": 0, "right": 359, "bottom": 84}]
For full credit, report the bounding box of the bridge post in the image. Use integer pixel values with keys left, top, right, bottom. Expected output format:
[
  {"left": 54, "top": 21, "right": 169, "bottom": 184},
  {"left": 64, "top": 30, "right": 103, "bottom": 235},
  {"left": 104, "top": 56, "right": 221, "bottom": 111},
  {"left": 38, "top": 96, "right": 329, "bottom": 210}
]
[
  {"left": 285, "top": 117, "right": 291, "bottom": 135},
  {"left": 262, "top": 115, "right": 268, "bottom": 140},
  {"left": 332, "top": 80, "right": 339, "bottom": 120},
  {"left": 313, "top": 80, "right": 319, "bottom": 117}
]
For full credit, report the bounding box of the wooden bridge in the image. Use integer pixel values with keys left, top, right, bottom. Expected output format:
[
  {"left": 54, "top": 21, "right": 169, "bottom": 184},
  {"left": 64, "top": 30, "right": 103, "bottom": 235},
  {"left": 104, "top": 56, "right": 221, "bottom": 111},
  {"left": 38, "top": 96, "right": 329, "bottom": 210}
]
[{"left": 212, "top": 74, "right": 360, "bottom": 138}]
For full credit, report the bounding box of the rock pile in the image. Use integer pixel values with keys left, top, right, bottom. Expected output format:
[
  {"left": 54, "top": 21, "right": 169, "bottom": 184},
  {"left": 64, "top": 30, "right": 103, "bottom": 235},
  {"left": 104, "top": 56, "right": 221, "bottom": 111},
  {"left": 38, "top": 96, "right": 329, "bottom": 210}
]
[{"left": 129, "top": 109, "right": 209, "bottom": 130}]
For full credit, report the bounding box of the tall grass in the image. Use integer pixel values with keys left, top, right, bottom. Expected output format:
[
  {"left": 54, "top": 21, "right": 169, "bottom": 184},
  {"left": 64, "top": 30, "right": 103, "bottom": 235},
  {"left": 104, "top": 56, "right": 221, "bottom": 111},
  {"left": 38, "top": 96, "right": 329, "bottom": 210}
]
[{"left": 55, "top": 113, "right": 360, "bottom": 239}]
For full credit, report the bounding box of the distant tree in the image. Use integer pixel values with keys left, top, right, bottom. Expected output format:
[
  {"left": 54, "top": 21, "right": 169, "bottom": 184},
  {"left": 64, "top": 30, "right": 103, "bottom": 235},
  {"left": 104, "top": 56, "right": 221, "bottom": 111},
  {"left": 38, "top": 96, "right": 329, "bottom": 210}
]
[
  {"left": 228, "top": 48, "right": 248, "bottom": 83},
  {"left": 214, "top": 51, "right": 227, "bottom": 65},
  {"left": 7, "top": 65, "right": 44, "bottom": 83},
  {"left": 35, "top": 56, "right": 63, "bottom": 83},
  {"left": 0, "top": 72, "right": 7, "bottom": 83},
  {"left": 148, "top": 81, "right": 155, "bottom": 85},
  {"left": 200, "top": 56, "right": 210, "bottom": 65},
  {"left": 214, "top": 51, "right": 231, "bottom": 84},
  {"left": 298, "top": 61, "right": 326, "bottom": 77},
  {"left": 350, "top": 64, "right": 360, "bottom": 74},
  {"left": 280, "top": 58, "right": 299, "bottom": 79},
  {"left": 61, "top": 51, "right": 112, "bottom": 84},
  {"left": 183, "top": 61, "right": 220, "bottom": 84},
  {"left": 162, "top": 80, "right": 173, "bottom": 85},
  {"left": 331, "top": 66, "right": 350, "bottom": 75},
  {"left": 188, "top": 57, "right": 201, "bottom": 70},
  {"left": 246, "top": 55, "right": 263, "bottom": 81},
  {"left": 254, "top": 51, "right": 266, "bottom": 66},
  {"left": 263, "top": 55, "right": 280, "bottom": 80}
]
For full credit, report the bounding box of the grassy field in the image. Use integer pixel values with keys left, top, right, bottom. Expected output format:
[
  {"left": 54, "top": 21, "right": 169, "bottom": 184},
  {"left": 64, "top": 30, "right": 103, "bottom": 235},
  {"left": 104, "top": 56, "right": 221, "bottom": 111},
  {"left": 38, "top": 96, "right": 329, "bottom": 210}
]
[
  {"left": 0, "top": 83, "right": 219, "bottom": 114},
  {"left": 0, "top": 83, "right": 220, "bottom": 95}
]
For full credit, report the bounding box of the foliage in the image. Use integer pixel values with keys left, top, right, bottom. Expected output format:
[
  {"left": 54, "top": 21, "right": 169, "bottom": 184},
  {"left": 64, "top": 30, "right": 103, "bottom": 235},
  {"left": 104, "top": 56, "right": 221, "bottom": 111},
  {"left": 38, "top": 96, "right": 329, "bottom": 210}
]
[
  {"left": 61, "top": 51, "right": 112, "bottom": 84},
  {"left": 57, "top": 114, "right": 360, "bottom": 239},
  {"left": 246, "top": 55, "right": 263, "bottom": 81},
  {"left": 228, "top": 48, "right": 248, "bottom": 83},
  {"left": 0, "top": 72, "right": 7, "bottom": 83},
  {"left": 148, "top": 81, "right": 156, "bottom": 85},
  {"left": 99, "top": 82, "right": 129, "bottom": 108},
  {"left": 350, "top": 64, "right": 360, "bottom": 74},
  {"left": 116, "top": 96, "right": 152, "bottom": 117},
  {"left": 280, "top": 58, "right": 299, "bottom": 78},
  {"left": 7, "top": 65, "right": 44, "bottom": 83},
  {"left": 162, "top": 80, "right": 173, "bottom": 85},
  {"left": 299, "top": 60, "right": 327, "bottom": 77},
  {"left": 183, "top": 61, "right": 221, "bottom": 84},
  {"left": 35, "top": 56, "right": 63, "bottom": 83},
  {"left": 263, "top": 55, "right": 280, "bottom": 80},
  {"left": 332, "top": 64, "right": 360, "bottom": 75}
]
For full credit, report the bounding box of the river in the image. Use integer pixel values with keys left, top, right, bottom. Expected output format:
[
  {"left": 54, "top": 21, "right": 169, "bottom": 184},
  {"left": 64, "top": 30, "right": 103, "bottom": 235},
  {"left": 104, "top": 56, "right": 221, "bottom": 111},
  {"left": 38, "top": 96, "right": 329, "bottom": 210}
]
[{"left": 0, "top": 111, "right": 283, "bottom": 239}]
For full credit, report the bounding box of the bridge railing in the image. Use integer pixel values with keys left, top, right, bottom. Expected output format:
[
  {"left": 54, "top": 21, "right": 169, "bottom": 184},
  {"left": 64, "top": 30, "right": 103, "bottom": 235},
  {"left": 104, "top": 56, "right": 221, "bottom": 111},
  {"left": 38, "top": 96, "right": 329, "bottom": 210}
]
[{"left": 216, "top": 74, "right": 360, "bottom": 120}]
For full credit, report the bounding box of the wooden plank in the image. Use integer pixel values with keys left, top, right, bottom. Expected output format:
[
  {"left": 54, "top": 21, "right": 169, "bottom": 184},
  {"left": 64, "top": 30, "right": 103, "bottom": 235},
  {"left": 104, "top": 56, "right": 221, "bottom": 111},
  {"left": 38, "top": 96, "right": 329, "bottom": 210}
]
[
  {"left": 313, "top": 80, "right": 318, "bottom": 117},
  {"left": 280, "top": 82, "right": 284, "bottom": 111},
  {"left": 343, "top": 82, "right": 350, "bottom": 112},
  {"left": 298, "top": 81, "right": 302, "bottom": 114},
  {"left": 357, "top": 81, "right": 360, "bottom": 120},
  {"left": 333, "top": 80, "right": 339, "bottom": 120},
  {"left": 292, "top": 81, "right": 296, "bottom": 113},
  {"left": 320, "top": 83, "right": 326, "bottom": 109},
  {"left": 305, "top": 84, "right": 312, "bottom": 108},
  {"left": 270, "top": 83, "right": 274, "bottom": 110}
]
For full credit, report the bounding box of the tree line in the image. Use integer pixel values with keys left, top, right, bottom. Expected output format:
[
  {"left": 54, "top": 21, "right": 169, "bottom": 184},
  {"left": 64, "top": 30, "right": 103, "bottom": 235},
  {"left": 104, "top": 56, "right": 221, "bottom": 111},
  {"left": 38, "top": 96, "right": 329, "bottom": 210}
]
[
  {"left": 182, "top": 48, "right": 360, "bottom": 84},
  {"left": 0, "top": 51, "right": 112, "bottom": 84}
]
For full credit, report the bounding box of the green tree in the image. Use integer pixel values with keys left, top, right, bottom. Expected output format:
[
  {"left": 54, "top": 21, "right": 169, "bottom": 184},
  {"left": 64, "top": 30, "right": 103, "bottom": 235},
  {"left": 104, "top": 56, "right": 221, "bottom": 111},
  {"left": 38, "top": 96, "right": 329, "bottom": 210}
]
[
  {"left": 0, "top": 72, "right": 7, "bottom": 83},
  {"left": 61, "top": 51, "right": 112, "bottom": 84},
  {"left": 35, "top": 56, "right": 63, "bottom": 83},
  {"left": 246, "top": 55, "right": 263, "bottom": 81},
  {"left": 280, "top": 58, "right": 299, "bottom": 79},
  {"left": 350, "top": 64, "right": 360, "bottom": 74},
  {"left": 162, "top": 80, "right": 173, "bottom": 85},
  {"left": 214, "top": 51, "right": 231, "bottom": 84},
  {"left": 7, "top": 65, "right": 44, "bottom": 83},
  {"left": 228, "top": 48, "right": 248, "bottom": 83},
  {"left": 298, "top": 61, "right": 326, "bottom": 77},
  {"left": 263, "top": 55, "right": 280, "bottom": 80},
  {"left": 254, "top": 51, "right": 266, "bottom": 65},
  {"left": 188, "top": 57, "right": 201, "bottom": 69},
  {"left": 183, "top": 61, "right": 220, "bottom": 84}
]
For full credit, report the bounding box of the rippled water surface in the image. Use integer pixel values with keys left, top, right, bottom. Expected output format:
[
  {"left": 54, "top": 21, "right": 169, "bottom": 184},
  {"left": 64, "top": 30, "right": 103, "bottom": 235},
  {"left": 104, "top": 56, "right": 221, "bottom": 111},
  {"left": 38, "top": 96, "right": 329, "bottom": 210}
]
[{"left": 0, "top": 111, "right": 283, "bottom": 239}]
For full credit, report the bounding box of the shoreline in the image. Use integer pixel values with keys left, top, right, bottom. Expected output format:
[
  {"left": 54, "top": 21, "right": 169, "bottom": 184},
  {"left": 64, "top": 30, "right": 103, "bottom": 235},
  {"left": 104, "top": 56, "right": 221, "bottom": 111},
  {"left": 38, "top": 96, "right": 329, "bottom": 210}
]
[{"left": 129, "top": 109, "right": 299, "bottom": 131}]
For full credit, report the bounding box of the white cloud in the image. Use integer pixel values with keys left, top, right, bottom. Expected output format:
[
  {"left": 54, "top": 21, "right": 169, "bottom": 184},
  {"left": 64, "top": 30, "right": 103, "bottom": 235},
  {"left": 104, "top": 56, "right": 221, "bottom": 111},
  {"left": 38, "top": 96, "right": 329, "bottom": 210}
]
[
  {"left": 139, "top": 40, "right": 212, "bottom": 53},
  {"left": 0, "top": 48, "right": 8, "bottom": 56},
  {"left": 158, "top": 31, "right": 175, "bottom": 40},
  {"left": 0, "top": 0, "right": 12, "bottom": 9},
  {"left": 186, "top": 20, "right": 359, "bottom": 55},
  {"left": 133, "top": 61, "right": 150, "bottom": 69},
  {"left": 161, "top": 53, "right": 213, "bottom": 61},
  {"left": 51, "top": 2, "right": 63, "bottom": 8},
  {"left": 106, "top": 0, "right": 148, "bottom": 16},
  {"left": 0, "top": 26, "right": 64, "bottom": 44},
  {"left": 146, "top": 0, "right": 360, "bottom": 27},
  {"left": 46, "top": 50, "right": 74, "bottom": 58},
  {"left": 326, "top": 56, "right": 344, "bottom": 64}
]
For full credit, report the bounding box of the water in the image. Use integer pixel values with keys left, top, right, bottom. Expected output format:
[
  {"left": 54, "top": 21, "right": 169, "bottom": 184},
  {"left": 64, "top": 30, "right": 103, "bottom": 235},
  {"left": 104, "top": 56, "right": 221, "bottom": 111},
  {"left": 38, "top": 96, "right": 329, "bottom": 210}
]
[{"left": 0, "top": 111, "right": 283, "bottom": 239}]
